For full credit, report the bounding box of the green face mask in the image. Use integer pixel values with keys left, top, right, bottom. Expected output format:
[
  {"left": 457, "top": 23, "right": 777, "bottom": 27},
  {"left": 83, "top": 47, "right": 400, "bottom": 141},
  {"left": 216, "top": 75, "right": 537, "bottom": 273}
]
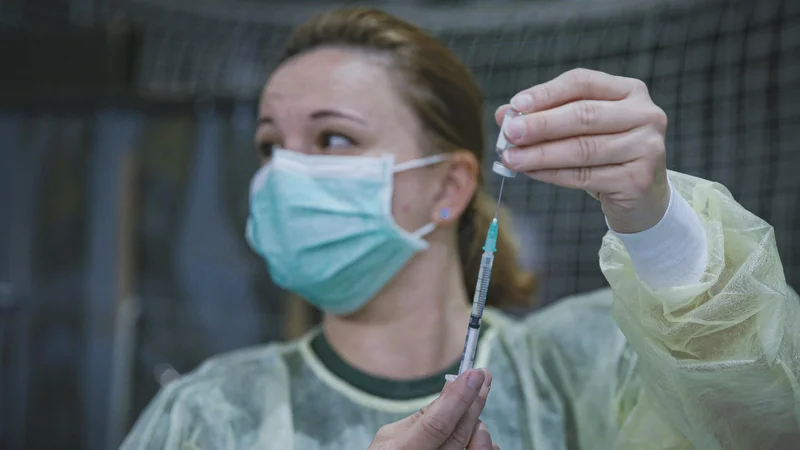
[{"left": 246, "top": 148, "right": 447, "bottom": 315}]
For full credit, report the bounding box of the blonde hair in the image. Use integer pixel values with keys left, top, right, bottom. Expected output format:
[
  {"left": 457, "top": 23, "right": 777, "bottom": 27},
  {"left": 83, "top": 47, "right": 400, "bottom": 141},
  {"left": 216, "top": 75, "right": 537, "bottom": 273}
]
[{"left": 282, "top": 7, "right": 536, "bottom": 309}]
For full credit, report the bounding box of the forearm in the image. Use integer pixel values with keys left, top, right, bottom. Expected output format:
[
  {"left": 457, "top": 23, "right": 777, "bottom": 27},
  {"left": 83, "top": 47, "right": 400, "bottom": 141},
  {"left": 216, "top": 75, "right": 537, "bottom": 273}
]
[
  {"left": 608, "top": 180, "right": 708, "bottom": 290},
  {"left": 600, "top": 170, "right": 800, "bottom": 449}
]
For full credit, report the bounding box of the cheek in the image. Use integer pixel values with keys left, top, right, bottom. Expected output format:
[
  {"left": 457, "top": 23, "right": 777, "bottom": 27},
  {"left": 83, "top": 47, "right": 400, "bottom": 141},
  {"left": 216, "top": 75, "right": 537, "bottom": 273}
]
[{"left": 390, "top": 173, "right": 432, "bottom": 231}]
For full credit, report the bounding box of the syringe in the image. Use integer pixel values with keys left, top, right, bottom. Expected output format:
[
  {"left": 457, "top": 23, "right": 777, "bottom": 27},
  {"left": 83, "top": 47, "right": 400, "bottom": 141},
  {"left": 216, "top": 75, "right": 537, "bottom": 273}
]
[
  {"left": 444, "top": 106, "right": 516, "bottom": 382},
  {"left": 445, "top": 206, "right": 502, "bottom": 381}
]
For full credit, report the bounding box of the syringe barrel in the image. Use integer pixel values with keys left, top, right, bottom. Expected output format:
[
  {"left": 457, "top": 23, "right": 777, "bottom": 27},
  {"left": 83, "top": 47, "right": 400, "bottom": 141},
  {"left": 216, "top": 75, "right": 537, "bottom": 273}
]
[
  {"left": 470, "top": 251, "right": 495, "bottom": 317},
  {"left": 457, "top": 326, "right": 480, "bottom": 375},
  {"left": 454, "top": 249, "right": 495, "bottom": 377}
]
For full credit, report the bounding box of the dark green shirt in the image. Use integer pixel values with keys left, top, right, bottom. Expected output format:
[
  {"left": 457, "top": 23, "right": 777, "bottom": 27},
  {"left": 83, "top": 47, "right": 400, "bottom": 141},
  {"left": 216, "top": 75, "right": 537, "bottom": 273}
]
[{"left": 310, "top": 325, "right": 489, "bottom": 400}]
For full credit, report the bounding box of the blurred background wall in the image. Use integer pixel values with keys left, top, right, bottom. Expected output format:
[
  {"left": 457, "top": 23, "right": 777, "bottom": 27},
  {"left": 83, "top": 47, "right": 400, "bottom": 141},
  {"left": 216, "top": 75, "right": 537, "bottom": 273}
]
[{"left": 1, "top": 0, "right": 798, "bottom": 449}]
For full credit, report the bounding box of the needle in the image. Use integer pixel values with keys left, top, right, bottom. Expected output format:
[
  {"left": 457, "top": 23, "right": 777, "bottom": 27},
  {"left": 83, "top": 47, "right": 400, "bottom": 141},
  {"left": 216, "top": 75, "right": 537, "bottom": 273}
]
[{"left": 493, "top": 177, "right": 505, "bottom": 219}]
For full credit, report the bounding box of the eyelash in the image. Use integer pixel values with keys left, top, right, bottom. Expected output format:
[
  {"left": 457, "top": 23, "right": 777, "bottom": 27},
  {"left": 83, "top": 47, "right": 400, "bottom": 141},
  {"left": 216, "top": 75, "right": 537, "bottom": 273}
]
[
  {"left": 258, "top": 142, "right": 274, "bottom": 158},
  {"left": 257, "top": 132, "right": 356, "bottom": 157}
]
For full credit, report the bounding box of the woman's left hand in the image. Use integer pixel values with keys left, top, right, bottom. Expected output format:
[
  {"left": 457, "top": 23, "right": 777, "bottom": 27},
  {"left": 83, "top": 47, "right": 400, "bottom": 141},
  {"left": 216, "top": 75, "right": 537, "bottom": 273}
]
[{"left": 496, "top": 68, "right": 670, "bottom": 234}]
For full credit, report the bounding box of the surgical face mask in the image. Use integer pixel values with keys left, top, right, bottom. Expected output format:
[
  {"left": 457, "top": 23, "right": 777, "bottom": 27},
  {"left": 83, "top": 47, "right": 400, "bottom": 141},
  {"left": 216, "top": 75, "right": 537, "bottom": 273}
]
[{"left": 246, "top": 148, "right": 446, "bottom": 315}]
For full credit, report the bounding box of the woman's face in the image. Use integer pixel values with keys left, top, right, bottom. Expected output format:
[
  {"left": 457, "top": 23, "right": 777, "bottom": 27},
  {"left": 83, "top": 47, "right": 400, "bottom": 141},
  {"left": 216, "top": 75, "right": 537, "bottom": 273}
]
[{"left": 257, "top": 47, "right": 444, "bottom": 232}]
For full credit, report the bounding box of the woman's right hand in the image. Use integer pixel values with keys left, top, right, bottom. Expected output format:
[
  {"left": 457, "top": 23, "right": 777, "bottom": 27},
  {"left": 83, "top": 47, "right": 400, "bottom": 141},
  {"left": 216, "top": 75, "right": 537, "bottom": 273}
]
[{"left": 368, "top": 369, "right": 498, "bottom": 450}]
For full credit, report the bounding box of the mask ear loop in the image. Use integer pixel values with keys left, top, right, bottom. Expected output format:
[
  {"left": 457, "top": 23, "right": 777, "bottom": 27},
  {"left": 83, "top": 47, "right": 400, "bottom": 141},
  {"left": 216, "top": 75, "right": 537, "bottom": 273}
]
[
  {"left": 412, "top": 222, "right": 436, "bottom": 238},
  {"left": 393, "top": 153, "right": 449, "bottom": 239},
  {"left": 392, "top": 154, "right": 448, "bottom": 173}
]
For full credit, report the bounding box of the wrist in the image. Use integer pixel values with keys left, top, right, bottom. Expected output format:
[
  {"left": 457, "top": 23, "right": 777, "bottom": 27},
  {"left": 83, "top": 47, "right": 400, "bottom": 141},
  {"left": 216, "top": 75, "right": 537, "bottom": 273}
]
[
  {"left": 604, "top": 181, "right": 671, "bottom": 234},
  {"left": 608, "top": 179, "right": 709, "bottom": 290}
]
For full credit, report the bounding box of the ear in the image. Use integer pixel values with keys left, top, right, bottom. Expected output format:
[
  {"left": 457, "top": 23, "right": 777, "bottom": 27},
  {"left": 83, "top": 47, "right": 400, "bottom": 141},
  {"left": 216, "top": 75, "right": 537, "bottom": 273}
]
[{"left": 431, "top": 151, "right": 479, "bottom": 226}]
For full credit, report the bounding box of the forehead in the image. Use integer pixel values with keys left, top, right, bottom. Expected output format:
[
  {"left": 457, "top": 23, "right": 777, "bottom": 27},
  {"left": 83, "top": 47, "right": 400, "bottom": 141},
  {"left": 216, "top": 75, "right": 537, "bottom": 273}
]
[{"left": 261, "top": 47, "right": 411, "bottom": 125}]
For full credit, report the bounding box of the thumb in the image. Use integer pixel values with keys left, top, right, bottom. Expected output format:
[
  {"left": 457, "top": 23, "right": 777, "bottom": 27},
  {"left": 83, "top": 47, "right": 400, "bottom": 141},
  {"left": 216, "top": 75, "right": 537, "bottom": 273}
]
[
  {"left": 401, "top": 369, "right": 485, "bottom": 450},
  {"left": 398, "top": 376, "right": 456, "bottom": 431}
]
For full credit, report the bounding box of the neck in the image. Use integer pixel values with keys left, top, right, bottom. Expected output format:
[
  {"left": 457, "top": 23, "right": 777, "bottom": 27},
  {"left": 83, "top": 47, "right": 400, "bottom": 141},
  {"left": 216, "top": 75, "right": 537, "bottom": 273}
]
[{"left": 322, "top": 237, "right": 471, "bottom": 380}]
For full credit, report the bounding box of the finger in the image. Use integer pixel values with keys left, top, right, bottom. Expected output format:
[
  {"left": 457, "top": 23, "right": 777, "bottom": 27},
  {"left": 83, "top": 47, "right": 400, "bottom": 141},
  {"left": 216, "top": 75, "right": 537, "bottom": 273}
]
[
  {"left": 441, "top": 369, "right": 492, "bottom": 449},
  {"left": 501, "top": 128, "right": 650, "bottom": 173},
  {"left": 402, "top": 369, "right": 485, "bottom": 450},
  {"left": 466, "top": 421, "right": 494, "bottom": 450},
  {"left": 525, "top": 164, "right": 645, "bottom": 194},
  {"left": 509, "top": 68, "right": 644, "bottom": 114},
  {"left": 494, "top": 104, "right": 513, "bottom": 126},
  {"left": 493, "top": 445, "right": 501, "bottom": 450},
  {"left": 504, "top": 99, "right": 654, "bottom": 146},
  {"left": 401, "top": 376, "right": 456, "bottom": 430}
]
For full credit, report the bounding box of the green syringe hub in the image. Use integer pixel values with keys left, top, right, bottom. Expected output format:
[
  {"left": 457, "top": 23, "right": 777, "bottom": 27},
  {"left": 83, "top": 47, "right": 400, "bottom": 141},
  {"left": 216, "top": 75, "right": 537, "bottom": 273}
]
[{"left": 483, "top": 218, "right": 498, "bottom": 253}]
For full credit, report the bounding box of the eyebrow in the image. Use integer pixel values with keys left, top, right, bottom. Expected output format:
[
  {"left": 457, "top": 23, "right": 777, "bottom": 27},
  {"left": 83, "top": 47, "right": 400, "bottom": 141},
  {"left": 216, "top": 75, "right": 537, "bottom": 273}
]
[{"left": 257, "top": 109, "right": 367, "bottom": 125}]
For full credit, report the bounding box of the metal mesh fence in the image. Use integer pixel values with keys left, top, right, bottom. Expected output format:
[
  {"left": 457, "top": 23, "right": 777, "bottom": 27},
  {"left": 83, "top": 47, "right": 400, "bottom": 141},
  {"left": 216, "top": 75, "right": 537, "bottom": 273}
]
[
  {"left": 3, "top": 1, "right": 800, "bottom": 449},
  {"left": 464, "top": 0, "right": 800, "bottom": 304},
  {"left": 126, "top": 0, "right": 800, "bottom": 304}
]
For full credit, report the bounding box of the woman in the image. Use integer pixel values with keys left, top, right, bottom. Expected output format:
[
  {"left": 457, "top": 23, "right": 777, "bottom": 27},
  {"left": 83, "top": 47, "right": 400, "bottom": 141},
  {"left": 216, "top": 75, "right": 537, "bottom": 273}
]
[{"left": 122, "top": 8, "right": 800, "bottom": 450}]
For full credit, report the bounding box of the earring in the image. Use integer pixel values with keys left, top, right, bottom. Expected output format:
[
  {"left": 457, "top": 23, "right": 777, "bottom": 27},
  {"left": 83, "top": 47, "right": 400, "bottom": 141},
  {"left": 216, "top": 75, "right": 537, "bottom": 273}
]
[{"left": 440, "top": 208, "right": 450, "bottom": 220}]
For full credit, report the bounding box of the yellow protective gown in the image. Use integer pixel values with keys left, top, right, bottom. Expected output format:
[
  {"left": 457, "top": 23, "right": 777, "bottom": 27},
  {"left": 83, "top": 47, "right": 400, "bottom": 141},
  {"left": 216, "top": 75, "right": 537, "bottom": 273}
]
[{"left": 120, "top": 171, "right": 800, "bottom": 449}]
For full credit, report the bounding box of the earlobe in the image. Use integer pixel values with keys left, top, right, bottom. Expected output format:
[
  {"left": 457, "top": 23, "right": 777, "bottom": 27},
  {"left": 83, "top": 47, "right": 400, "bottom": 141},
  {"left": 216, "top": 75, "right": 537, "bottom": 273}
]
[
  {"left": 433, "top": 207, "right": 453, "bottom": 227},
  {"left": 431, "top": 150, "right": 479, "bottom": 226}
]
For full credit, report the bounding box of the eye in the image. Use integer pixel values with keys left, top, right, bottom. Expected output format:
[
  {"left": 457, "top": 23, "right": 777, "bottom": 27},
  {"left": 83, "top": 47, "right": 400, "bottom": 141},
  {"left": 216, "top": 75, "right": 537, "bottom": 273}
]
[
  {"left": 319, "top": 132, "right": 355, "bottom": 151},
  {"left": 257, "top": 142, "right": 274, "bottom": 158}
]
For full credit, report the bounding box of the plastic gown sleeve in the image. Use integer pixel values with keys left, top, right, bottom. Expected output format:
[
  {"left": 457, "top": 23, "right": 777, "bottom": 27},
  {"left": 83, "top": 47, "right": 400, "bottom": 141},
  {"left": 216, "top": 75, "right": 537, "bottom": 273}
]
[{"left": 601, "top": 170, "right": 800, "bottom": 449}]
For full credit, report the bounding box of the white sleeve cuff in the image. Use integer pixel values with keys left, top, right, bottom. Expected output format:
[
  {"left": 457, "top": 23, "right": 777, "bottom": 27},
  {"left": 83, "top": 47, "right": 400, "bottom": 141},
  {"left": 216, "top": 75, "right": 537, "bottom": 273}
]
[{"left": 608, "top": 181, "right": 708, "bottom": 290}]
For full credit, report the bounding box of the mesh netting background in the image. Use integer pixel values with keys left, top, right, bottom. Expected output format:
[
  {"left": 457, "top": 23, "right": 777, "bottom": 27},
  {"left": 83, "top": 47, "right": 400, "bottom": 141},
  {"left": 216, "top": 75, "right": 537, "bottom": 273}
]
[
  {"left": 2, "top": 1, "right": 799, "bottom": 449},
  {"left": 127, "top": 0, "right": 800, "bottom": 304}
]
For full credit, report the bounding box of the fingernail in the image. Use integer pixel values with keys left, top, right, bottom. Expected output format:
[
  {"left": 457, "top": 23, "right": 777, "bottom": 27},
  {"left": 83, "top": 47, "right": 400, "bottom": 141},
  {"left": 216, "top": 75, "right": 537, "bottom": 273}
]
[
  {"left": 466, "top": 370, "right": 484, "bottom": 389},
  {"left": 503, "top": 149, "right": 518, "bottom": 166},
  {"left": 511, "top": 94, "right": 533, "bottom": 112},
  {"left": 504, "top": 118, "right": 525, "bottom": 141},
  {"left": 479, "top": 422, "right": 488, "bottom": 432}
]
